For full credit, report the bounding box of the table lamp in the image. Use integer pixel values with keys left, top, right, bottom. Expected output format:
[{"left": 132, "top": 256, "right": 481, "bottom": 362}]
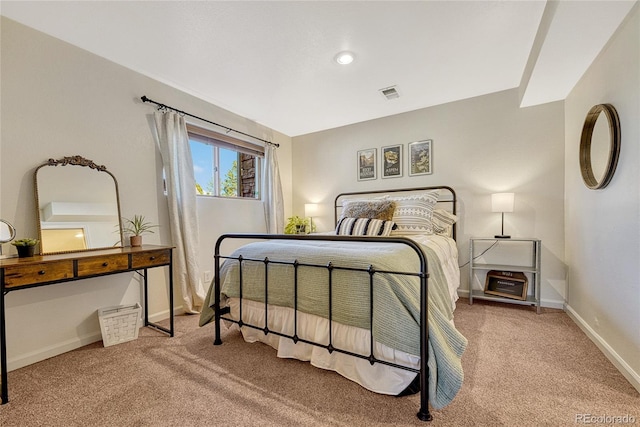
[
  {"left": 304, "top": 203, "right": 318, "bottom": 234},
  {"left": 491, "top": 193, "right": 514, "bottom": 239}
]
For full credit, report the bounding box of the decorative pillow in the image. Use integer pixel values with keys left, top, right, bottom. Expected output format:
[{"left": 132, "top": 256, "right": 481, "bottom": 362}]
[
  {"left": 432, "top": 209, "right": 458, "bottom": 237},
  {"left": 335, "top": 217, "right": 396, "bottom": 236},
  {"left": 339, "top": 199, "right": 397, "bottom": 221},
  {"left": 383, "top": 190, "right": 440, "bottom": 235}
]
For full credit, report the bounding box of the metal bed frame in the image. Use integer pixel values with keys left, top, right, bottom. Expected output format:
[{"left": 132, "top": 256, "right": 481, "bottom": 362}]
[{"left": 212, "top": 186, "right": 457, "bottom": 422}]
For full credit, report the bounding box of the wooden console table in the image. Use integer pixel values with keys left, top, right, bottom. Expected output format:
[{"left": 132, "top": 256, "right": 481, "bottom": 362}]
[{"left": 0, "top": 244, "right": 174, "bottom": 404}]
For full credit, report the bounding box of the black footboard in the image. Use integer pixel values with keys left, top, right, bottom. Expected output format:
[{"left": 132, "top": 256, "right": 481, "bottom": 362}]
[{"left": 212, "top": 233, "right": 432, "bottom": 422}]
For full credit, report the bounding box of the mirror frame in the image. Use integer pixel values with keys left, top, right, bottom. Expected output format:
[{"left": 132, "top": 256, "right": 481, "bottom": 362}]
[
  {"left": 0, "top": 219, "right": 17, "bottom": 256},
  {"left": 34, "top": 155, "right": 124, "bottom": 255},
  {"left": 579, "top": 103, "right": 621, "bottom": 190},
  {"left": 0, "top": 219, "right": 16, "bottom": 244}
]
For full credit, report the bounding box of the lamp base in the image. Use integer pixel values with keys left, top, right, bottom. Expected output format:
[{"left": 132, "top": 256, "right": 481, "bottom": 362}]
[{"left": 495, "top": 235, "right": 511, "bottom": 239}]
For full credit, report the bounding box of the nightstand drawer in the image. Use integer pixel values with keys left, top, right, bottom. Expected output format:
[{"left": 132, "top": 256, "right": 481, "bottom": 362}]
[
  {"left": 77, "top": 254, "right": 129, "bottom": 277},
  {"left": 131, "top": 249, "right": 171, "bottom": 269},
  {"left": 3, "top": 261, "right": 74, "bottom": 288}
]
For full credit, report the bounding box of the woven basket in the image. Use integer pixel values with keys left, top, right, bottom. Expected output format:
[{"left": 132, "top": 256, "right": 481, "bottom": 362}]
[{"left": 98, "top": 303, "right": 141, "bottom": 347}]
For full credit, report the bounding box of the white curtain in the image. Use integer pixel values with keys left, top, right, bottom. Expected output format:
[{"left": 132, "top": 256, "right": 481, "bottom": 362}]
[
  {"left": 262, "top": 143, "right": 284, "bottom": 234},
  {"left": 153, "top": 111, "right": 205, "bottom": 314}
]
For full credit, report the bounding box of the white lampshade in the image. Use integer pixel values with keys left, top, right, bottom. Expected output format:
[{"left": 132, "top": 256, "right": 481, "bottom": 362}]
[
  {"left": 491, "top": 193, "right": 515, "bottom": 213},
  {"left": 304, "top": 203, "right": 319, "bottom": 217}
]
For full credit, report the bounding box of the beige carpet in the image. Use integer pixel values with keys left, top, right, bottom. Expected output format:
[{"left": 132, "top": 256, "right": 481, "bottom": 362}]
[{"left": 0, "top": 299, "right": 637, "bottom": 426}]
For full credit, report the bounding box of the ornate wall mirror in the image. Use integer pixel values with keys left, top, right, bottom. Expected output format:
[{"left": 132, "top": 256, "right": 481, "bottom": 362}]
[
  {"left": 34, "top": 156, "right": 124, "bottom": 254},
  {"left": 579, "top": 103, "right": 621, "bottom": 189}
]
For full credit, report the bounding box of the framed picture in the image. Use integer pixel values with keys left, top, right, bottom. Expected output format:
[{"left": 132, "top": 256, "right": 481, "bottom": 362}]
[
  {"left": 357, "top": 148, "right": 377, "bottom": 181},
  {"left": 381, "top": 144, "right": 402, "bottom": 178},
  {"left": 408, "top": 139, "right": 433, "bottom": 176}
]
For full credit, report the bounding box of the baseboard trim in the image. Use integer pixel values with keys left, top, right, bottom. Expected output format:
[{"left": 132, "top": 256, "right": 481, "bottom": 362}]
[
  {"left": 8, "top": 332, "right": 103, "bottom": 371},
  {"left": 8, "top": 306, "right": 185, "bottom": 372},
  {"left": 565, "top": 303, "right": 640, "bottom": 393},
  {"left": 148, "top": 306, "right": 185, "bottom": 323}
]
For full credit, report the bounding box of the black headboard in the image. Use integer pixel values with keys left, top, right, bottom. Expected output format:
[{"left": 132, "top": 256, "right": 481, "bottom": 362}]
[{"left": 334, "top": 186, "right": 457, "bottom": 241}]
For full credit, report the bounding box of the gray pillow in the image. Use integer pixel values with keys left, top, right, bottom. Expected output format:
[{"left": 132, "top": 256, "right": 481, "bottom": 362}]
[{"left": 340, "top": 200, "right": 397, "bottom": 221}]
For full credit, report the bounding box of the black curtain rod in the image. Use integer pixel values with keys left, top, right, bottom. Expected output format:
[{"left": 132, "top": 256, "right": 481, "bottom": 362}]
[{"left": 140, "top": 95, "right": 279, "bottom": 148}]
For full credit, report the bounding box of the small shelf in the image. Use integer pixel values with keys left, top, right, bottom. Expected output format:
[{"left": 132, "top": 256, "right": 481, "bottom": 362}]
[
  {"left": 470, "top": 290, "right": 537, "bottom": 306},
  {"left": 469, "top": 237, "right": 541, "bottom": 314},
  {"left": 470, "top": 263, "right": 538, "bottom": 273}
]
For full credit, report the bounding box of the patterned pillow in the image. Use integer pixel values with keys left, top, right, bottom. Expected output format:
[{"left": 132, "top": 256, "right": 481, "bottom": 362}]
[
  {"left": 432, "top": 209, "right": 458, "bottom": 237},
  {"left": 384, "top": 190, "right": 440, "bottom": 235},
  {"left": 335, "top": 217, "right": 396, "bottom": 236},
  {"left": 339, "top": 199, "right": 397, "bottom": 221}
]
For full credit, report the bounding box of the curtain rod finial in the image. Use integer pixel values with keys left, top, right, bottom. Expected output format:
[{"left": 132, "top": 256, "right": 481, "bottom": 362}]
[{"left": 141, "top": 95, "right": 149, "bottom": 103}]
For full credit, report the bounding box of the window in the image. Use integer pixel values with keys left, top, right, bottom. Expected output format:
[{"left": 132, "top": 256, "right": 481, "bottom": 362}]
[{"left": 187, "top": 124, "right": 263, "bottom": 199}]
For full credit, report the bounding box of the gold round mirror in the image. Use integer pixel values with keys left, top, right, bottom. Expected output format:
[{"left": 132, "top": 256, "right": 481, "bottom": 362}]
[{"left": 579, "top": 104, "right": 621, "bottom": 189}]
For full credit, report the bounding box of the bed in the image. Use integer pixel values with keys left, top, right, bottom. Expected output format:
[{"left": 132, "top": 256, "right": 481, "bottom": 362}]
[{"left": 199, "top": 186, "right": 467, "bottom": 421}]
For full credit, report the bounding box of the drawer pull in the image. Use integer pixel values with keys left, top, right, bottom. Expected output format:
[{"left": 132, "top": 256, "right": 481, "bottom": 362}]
[
  {"left": 102, "top": 262, "right": 109, "bottom": 267},
  {"left": 38, "top": 270, "right": 46, "bottom": 275},
  {"left": 149, "top": 256, "right": 156, "bottom": 261}
]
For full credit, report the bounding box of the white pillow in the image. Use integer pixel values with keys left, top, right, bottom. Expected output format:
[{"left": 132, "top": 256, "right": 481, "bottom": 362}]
[
  {"left": 382, "top": 190, "right": 440, "bottom": 235},
  {"left": 432, "top": 208, "right": 458, "bottom": 237},
  {"left": 335, "top": 217, "right": 396, "bottom": 236}
]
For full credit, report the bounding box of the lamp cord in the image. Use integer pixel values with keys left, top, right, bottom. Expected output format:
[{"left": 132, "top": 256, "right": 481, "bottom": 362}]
[{"left": 458, "top": 240, "right": 499, "bottom": 268}]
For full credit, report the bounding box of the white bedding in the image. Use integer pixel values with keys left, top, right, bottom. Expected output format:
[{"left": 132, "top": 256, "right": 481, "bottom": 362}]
[
  {"left": 410, "top": 234, "right": 460, "bottom": 310},
  {"left": 221, "top": 234, "right": 461, "bottom": 397}
]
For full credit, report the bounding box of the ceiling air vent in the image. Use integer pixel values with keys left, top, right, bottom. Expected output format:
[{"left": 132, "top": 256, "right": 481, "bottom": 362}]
[{"left": 379, "top": 86, "right": 400, "bottom": 100}]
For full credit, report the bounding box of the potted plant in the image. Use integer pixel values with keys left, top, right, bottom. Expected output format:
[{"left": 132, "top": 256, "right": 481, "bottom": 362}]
[
  {"left": 11, "top": 238, "right": 39, "bottom": 258},
  {"left": 284, "top": 216, "right": 315, "bottom": 235},
  {"left": 121, "top": 215, "right": 158, "bottom": 247}
]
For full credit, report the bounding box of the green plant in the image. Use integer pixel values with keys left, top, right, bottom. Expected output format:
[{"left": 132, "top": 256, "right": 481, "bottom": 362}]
[
  {"left": 121, "top": 215, "right": 158, "bottom": 236},
  {"left": 222, "top": 160, "right": 238, "bottom": 197},
  {"left": 11, "top": 238, "right": 39, "bottom": 247},
  {"left": 284, "top": 216, "right": 315, "bottom": 234}
]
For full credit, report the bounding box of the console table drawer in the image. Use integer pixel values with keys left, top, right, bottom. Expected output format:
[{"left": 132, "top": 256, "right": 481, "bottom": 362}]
[
  {"left": 3, "top": 261, "right": 74, "bottom": 288},
  {"left": 131, "top": 249, "right": 171, "bottom": 269},
  {"left": 77, "top": 254, "right": 129, "bottom": 277}
]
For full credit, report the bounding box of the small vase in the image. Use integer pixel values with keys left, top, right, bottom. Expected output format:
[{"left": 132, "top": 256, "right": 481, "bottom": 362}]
[
  {"left": 130, "top": 235, "right": 142, "bottom": 247},
  {"left": 16, "top": 245, "right": 36, "bottom": 258}
]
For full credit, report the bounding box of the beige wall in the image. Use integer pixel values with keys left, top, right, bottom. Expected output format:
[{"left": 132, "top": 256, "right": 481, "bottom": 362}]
[
  {"left": 564, "top": 5, "right": 639, "bottom": 390},
  {"left": 292, "top": 88, "right": 567, "bottom": 308},
  {"left": 0, "top": 17, "right": 292, "bottom": 370}
]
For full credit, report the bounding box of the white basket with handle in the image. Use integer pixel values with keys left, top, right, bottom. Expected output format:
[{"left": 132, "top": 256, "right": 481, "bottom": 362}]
[{"left": 98, "top": 303, "right": 142, "bottom": 347}]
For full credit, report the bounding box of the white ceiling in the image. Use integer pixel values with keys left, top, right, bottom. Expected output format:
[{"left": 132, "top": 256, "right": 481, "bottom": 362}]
[{"left": 1, "top": 1, "right": 636, "bottom": 137}]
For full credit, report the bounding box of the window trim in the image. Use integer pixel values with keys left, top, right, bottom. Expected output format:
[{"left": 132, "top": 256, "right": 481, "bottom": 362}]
[
  {"left": 187, "top": 124, "right": 265, "bottom": 157},
  {"left": 187, "top": 123, "right": 263, "bottom": 199}
]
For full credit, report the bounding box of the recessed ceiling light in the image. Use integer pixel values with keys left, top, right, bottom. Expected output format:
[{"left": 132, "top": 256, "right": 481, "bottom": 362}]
[{"left": 335, "top": 51, "right": 355, "bottom": 65}]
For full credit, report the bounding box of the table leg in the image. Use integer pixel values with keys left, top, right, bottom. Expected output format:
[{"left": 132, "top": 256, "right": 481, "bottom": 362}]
[
  {"left": 1, "top": 277, "right": 9, "bottom": 404},
  {"left": 142, "top": 266, "right": 173, "bottom": 336}
]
